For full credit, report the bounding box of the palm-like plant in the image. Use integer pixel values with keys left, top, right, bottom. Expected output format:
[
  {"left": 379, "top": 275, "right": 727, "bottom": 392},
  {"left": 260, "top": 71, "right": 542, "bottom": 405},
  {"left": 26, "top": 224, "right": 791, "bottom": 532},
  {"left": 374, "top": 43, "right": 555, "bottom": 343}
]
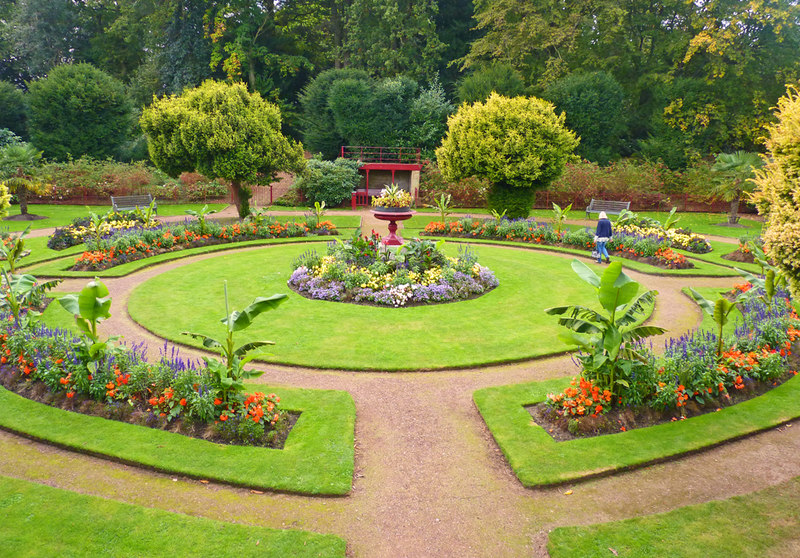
[
  {"left": 710, "top": 151, "right": 763, "bottom": 224},
  {"left": 551, "top": 202, "right": 572, "bottom": 235},
  {"left": 0, "top": 143, "right": 51, "bottom": 217},
  {"left": 546, "top": 260, "right": 666, "bottom": 396}
]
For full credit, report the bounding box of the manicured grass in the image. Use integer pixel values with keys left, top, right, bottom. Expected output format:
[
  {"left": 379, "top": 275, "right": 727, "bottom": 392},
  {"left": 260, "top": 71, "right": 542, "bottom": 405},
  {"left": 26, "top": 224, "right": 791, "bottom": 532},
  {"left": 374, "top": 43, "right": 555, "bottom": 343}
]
[
  {"left": 548, "top": 476, "right": 800, "bottom": 557},
  {"left": 677, "top": 239, "right": 762, "bottom": 275},
  {"left": 16, "top": 235, "right": 85, "bottom": 269},
  {"left": 26, "top": 237, "right": 327, "bottom": 278},
  {"left": 0, "top": 475, "right": 346, "bottom": 557},
  {"left": 635, "top": 210, "right": 762, "bottom": 238},
  {"left": 473, "top": 373, "right": 800, "bottom": 486},
  {"left": 0, "top": 385, "right": 355, "bottom": 495},
  {"left": 1, "top": 203, "right": 229, "bottom": 232},
  {"left": 127, "top": 243, "right": 654, "bottom": 370}
]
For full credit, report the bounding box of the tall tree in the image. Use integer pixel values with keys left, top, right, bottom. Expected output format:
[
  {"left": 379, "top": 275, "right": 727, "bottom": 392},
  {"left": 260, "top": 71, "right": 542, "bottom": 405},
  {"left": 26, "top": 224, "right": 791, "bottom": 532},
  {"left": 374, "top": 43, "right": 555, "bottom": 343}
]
[{"left": 343, "top": 0, "right": 445, "bottom": 79}]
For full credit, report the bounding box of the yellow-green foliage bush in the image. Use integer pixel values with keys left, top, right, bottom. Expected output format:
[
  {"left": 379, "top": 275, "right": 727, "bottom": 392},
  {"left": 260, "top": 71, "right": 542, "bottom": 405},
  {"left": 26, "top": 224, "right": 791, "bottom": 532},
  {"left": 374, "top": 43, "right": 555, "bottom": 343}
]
[
  {"left": 140, "top": 80, "right": 305, "bottom": 218},
  {"left": 0, "top": 181, "right": 12, "bottom": 217},
  {"left": 435, "top": 94, "right": 578, "bottom": 218},
  {"left": 753, "top": 86, "right": 800, "bottom": 296}
]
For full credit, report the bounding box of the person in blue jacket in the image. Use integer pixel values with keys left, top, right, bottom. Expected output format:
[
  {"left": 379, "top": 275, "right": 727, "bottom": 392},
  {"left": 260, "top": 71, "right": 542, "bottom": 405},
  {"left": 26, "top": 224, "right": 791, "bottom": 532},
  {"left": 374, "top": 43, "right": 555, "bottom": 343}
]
[{"left": 594, "top": 211, "right": 612, "bottom": 264}]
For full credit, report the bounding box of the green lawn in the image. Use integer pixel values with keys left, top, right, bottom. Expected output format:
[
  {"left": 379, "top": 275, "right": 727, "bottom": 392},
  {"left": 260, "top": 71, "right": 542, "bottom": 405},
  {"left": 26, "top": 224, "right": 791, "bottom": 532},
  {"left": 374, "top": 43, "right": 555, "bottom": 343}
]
[
  {"left": 548, "top": 476, "right": 800, "bottom": 557},
  {"left": 677, "top": 239, "right": 762, "bottom": 275},
  {"left": 0, "top": 475, "right": 346, "bottom": 557},
  {"left": 126, "top": 243, "right": 654, "bottom": 370},
  {"left": 1, "top": 203, "right": 230, "bottom": 232},
  {"left": 0, "top": 385, "right": 355, "bottom": 495},
  {"left": 473, "top": 373, "right": 800, "bottom": 487}
]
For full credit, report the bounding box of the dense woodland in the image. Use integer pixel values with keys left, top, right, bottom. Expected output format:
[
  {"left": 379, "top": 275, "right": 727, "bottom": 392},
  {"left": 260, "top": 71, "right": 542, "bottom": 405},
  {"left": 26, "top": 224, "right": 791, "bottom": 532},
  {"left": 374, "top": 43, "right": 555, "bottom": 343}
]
[{"left": 0, "top": 0, "right": 799, "bottom": 169}]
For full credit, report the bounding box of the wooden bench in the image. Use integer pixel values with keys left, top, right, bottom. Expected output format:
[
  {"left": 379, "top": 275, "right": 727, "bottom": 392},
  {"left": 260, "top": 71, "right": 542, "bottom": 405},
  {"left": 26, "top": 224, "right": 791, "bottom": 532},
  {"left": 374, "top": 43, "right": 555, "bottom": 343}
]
[
  {"left": 111, "top": 194, "right": 157, "bottom": 214},
  {"left": 585, "top": 199, "right": 630, "bottom": 218}
]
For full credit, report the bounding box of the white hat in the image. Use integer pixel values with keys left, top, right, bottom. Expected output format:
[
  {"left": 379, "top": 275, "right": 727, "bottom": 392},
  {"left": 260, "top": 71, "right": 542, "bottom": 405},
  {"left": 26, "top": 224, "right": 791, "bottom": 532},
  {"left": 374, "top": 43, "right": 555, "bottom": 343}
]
[{"left": 598, "top": 211, "right": 607, "bottom": 219}]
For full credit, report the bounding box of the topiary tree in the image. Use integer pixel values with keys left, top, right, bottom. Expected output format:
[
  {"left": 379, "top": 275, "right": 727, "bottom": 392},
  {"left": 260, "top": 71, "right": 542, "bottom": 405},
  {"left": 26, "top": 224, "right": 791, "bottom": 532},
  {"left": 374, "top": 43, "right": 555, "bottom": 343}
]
[
  {"left": 544, "top": 71, "right": 626, "bottom": 165},
  {"left": 435, "top": 93, "right": 579, "bottom": 219},
  {"left": 752, "top": 86, "right": 800, "bottom": 297},
  {"left": 26, "top": 63, "right": 133, "bottom": 161},
  {"left": 0, "top": 81, "right": 26, "bottom": 138},
  {"left": 140, "top": 80, "right": 305, "bottom": 218}
]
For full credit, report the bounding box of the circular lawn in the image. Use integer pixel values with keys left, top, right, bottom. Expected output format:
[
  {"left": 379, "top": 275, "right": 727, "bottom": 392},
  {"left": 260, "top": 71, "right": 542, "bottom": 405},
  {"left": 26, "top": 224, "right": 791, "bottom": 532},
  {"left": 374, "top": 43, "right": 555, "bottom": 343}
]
[{"left": 128, "top": 242, "right": 650, "bottom": 370}]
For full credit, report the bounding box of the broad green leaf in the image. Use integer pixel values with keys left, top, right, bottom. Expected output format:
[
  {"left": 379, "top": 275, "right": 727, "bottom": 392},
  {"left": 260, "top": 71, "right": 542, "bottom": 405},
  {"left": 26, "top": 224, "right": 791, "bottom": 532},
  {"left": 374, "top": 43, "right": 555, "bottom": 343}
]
[
  {"left": 713, "top": 298, "right": 735, "bottom": 327},
  {"left": 233, "top": 340, "right": 275, "bottom": 358},
  {"left": 181, "top": 331, "right": 223, "bottom": 351},
  {"left": 689, "top": 288, "right": 715, "bottom": 316},
  {"left": 621, "top": 325, "right": 667, "bottom": 342},
  {"left": 225, "top": 293, "right": 288, "bottom": 332},
  {"left": 77, "top": 278, "right": 112, "bottom": 323},
  {"left": 58, "top": 294, "right": 80, "bottom": 316},
  {"left": 570, "top": 259, "right": 601, "bottom": 288},
  {"left": 603, "top": 327, "right": 622, "bottom": 359}
]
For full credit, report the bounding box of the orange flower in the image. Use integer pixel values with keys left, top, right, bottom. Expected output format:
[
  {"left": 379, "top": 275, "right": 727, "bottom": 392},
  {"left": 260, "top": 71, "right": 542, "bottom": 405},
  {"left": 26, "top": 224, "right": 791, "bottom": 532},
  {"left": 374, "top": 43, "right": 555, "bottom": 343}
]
[{"left": 179, "top": 398, "right": 187, "bottom": 406}]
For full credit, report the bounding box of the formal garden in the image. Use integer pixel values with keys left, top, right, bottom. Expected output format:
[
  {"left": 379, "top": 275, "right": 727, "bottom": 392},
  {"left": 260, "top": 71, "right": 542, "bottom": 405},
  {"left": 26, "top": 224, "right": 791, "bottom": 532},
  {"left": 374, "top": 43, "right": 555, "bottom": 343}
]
[{"left": 3, "top": 2, "right": 800, "bottom": 556}]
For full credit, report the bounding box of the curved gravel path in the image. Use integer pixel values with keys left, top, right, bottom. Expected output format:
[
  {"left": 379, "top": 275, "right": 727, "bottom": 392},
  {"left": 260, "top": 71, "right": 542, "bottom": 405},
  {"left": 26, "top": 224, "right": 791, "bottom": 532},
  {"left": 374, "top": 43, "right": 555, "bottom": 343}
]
[{"left": 3, "top": 211, "right": 799, "bottom": 557}]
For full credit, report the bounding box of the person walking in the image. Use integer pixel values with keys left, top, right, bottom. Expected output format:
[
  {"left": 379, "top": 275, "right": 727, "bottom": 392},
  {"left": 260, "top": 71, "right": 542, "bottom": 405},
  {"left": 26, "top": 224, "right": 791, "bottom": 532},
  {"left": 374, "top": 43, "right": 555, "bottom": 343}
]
[{"left": 594, "top": 211, "right": 612, "bottom": 264}]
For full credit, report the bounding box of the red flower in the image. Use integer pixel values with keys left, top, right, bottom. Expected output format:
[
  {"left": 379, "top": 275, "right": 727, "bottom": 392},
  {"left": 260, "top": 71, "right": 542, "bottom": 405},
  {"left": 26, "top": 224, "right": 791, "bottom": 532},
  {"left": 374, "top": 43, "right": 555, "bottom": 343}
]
[{"left": 179, "top": 398, "right": 187, "bottom": 406}]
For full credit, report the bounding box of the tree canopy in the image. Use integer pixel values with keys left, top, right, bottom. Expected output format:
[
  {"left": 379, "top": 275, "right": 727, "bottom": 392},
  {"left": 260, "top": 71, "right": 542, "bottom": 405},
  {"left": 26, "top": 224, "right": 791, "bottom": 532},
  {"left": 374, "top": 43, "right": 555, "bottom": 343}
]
[{"left": 139, "top": 80, "right": 304, "bottom": 218}]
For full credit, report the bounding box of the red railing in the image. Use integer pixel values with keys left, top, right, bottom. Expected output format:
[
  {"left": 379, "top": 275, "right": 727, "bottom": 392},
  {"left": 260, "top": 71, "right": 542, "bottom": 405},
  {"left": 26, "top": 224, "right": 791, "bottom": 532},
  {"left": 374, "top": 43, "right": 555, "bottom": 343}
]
[{"left": 340, "top": 146, "right": 421, "bottom": 165}]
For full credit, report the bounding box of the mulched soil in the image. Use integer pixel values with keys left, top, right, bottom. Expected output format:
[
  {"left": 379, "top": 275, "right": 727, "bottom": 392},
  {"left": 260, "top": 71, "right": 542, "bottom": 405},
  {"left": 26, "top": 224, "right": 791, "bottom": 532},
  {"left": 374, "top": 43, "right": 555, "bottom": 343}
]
[
  {"left": 0, "top": 365, "right": 298, "bottom": 450},
  {"left": 721, "top": 250, "right": 756, "bottom": 264},
  {"left": 529, "top": 343, "right": 800, "bottom": 442}
]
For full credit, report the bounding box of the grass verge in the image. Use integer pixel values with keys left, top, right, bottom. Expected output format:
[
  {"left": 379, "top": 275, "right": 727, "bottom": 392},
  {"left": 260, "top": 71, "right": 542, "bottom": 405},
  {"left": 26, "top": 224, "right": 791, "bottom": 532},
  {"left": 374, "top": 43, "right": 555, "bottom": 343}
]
[
  {"left": 127, "top": 243, "right": 653, "bottom": 370},
  {"left": 0, "top": 475, "right": 346, "bottom": 557},
  {"left": 0, "top": 385, "right": 355, "bottom": 495},
  {"left": 473, "top": 374, "right": 800, "bottom": 487},
  {"left": 548, "top": 476, "right": 800, "bottom": 557}
]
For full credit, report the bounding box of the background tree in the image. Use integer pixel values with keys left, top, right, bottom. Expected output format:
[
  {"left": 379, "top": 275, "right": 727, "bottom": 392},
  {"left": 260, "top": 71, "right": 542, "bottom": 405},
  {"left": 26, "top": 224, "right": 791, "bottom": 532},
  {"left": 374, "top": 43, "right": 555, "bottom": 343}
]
[
  {"left": 544, "top": 71, "right": 626, "bottom": 165},
  {"left": 435, "top": 93, "right": 578, "bottom": 219},
  {"left": 0, "top": 142, "right": 51, "bottom": 217},
  {"left": 0, "top": 80, "right": 26, "bottom": 138},
  {"left": 26, "top": 63, "right": 133, "bottom": 160},
  {"left": 343, "top": 0, "right": 445, "bottom": 80},
  {"left": 456, "top": 61, "right": 525, "bottom": 104},
  {"left": 710, "top": 151, "right": 763, "bottom": 225},
  {"left": 140, "top": 80, "right": 305, "bottom": 218},
  {"left": 752, "top": 86, "right": 800, "bottom": 297}
]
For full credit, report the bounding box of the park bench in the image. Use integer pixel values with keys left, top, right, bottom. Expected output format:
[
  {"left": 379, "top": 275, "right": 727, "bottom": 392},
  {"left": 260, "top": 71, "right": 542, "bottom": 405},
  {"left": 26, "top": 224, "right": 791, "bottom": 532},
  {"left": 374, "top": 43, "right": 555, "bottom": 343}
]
[
  {"left": 585, "top": 199, "right": 630, "bottom": 218},
  {"left": 111, "top": 194, "right": 157, "bottom": 214}
]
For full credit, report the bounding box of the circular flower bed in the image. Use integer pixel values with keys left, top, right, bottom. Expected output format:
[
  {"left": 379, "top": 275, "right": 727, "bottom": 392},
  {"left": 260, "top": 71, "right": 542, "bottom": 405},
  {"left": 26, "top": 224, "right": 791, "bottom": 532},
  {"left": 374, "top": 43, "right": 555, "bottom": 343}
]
[{"left": 288, "top": 232, "right": 498, "bottom": 307}]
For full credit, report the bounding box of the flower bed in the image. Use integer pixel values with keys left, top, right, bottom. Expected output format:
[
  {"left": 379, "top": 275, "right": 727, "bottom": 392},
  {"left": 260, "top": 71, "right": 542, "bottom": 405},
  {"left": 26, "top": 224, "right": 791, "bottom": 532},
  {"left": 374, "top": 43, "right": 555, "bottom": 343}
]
[
  {"left": 288, "top": 232, "right": 498, "bottom": 307},
  {"left": 48, "top": 211, "right": 157, "bottom": 250},
  {"left": 71, "top": 218, "right": 338, "bottom": 271},
  {"left": 614, "top": 223, "right": 711, "bottom": 253},
  {"left": 0, "top": 320, "right": 294, "bottom": 448},
  {"left": 535, "top": 286, "right": 800, "bottom": 440},
  {"left": 423, "top": 218, "right": 694, "bottom": 269}
]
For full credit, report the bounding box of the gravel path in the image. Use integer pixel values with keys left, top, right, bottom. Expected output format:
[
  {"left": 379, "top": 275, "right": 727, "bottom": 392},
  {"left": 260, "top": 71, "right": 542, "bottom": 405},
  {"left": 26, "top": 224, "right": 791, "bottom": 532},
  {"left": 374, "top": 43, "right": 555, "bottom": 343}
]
[{"left": 3, "top": 211, "right": 798, "bottom": 557}]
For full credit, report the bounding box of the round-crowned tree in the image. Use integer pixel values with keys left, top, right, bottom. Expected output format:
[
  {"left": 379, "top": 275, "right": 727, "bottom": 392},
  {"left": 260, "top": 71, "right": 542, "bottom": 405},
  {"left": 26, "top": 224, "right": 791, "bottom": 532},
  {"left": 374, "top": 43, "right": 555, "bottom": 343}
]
[
  {"left": 140, "top": 80, "right": 305, "bottom": 218},
  {"left": 435, "top": 93, "right": 578, "bottom": 218},
  {"left": 0, "top": 81, "right": 26, "bottom": 138},
  {"left": 26, "top": 63, "right": 133, "bottom": 160},
  {"left": 752, "top": 86, "right": 800, "bottom": 296}
]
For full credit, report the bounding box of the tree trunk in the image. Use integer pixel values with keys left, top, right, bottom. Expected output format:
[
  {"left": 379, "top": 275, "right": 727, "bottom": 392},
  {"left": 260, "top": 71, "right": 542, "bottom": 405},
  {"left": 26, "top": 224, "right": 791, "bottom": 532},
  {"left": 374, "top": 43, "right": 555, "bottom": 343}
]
[
  {"left": 230, "top": 180, "right": 251, "bottom": 219},
  {"left": 728, "top": 194, "right": 740, "bottom": 224},
  {"left": 18, "top": 187, "right": 28, "bottom": 216}
]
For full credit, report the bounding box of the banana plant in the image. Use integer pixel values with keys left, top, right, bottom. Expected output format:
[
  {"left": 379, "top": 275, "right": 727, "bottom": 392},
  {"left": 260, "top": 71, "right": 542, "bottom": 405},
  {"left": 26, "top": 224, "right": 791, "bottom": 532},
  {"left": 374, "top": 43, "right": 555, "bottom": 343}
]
[
  {"left": 0, "top": 269, "right": 61, "bottom": 327},
  {"left": 426, "top": 193, "right": 452, "bottom": 225},
  {"left": 133, "top": 199, "right": 158, "bottom": 223},
  {"left": 58, "top": 278, "right": 121, "bottom": 371},
  {"left": 0, "top": 226, "right": 30, "bottom": 273},
  {"left": 734, "top": 267, "right": 786, "bottom": 312},
  {"left": 307, "top": 200, "right": 326, "bottom": 228},
  {"left": 182, "top": 282, "right": 287, "bottom": 403},
  {"left": 689, "top": 288, "right": 748, "bottom": 357},
  {"left": 661, "top": 206, "right": 680, "bottom": 231},
  {"left": 546, "top": 260, "right": 666, "bottom": 396},
  {"left": 551, "top": 202, "right": 572, "bottom": 235},
  {"left": 86, "top": 209, "right": 110, "bottom": 246},
  {"left": 185, "top": 204, "right": 218, "bottom": 235},
  {"left": 490, "top": 208, "right": 507, "bottom": 221}
]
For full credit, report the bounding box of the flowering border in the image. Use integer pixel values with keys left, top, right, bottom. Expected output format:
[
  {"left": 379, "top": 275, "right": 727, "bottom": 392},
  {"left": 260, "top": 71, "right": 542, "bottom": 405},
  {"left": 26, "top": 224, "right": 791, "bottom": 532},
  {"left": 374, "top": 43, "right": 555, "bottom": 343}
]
[
  {"left": 0, "top": 385, "right": 355, "bottom": 495},
  {"left": 474, "top": 373, "right": 800, "bottom": 487}
]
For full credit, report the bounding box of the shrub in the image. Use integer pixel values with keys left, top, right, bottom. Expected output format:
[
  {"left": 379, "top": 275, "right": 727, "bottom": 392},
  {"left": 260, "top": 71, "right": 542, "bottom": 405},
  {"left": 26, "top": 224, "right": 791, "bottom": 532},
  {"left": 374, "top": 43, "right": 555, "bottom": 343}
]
[
  {"left": 294, "top": 157, "right": 361, "bottom": 207},
  {"left": 544, "top": 71, "right": 626, "bottom": 165},
  {"left": 418, "top": 161, "right": 489, "bottom": 207},
  {"left": 0, "top": 81, "right": 26, "bottom": 138},
  {"left": 457, "top": 62, "right": 526, "bottom": 104},
  {"left": 436, "top": 93, "right": 578, "bottom": 218},
  {"left": 486, "top": 183, "right": 537, "bottom": 219},
  {"left": 26, "top": 63, "right": 133, "bottom": 161},
  {"left": 752, "top": 86, "right": 800, "bottom": 297}
]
